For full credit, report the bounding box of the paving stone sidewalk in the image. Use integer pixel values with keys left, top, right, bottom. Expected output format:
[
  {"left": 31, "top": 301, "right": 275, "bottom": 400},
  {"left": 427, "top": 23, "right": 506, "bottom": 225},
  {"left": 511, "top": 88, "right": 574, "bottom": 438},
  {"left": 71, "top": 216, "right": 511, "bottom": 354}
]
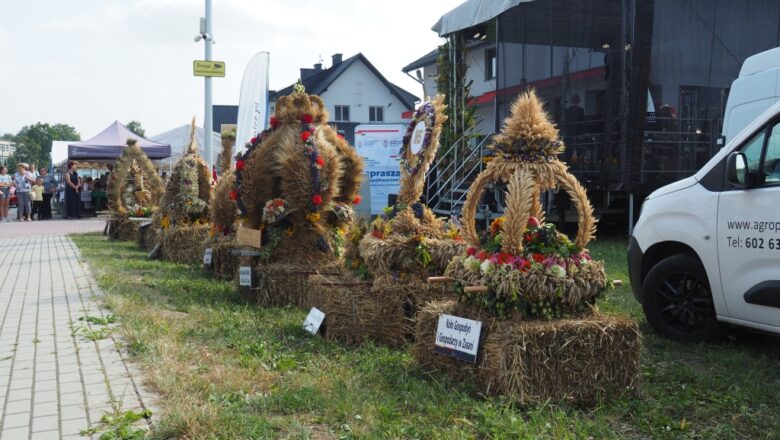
[{"left": 0, "top": 233, "right": 157, "bottom": 439}]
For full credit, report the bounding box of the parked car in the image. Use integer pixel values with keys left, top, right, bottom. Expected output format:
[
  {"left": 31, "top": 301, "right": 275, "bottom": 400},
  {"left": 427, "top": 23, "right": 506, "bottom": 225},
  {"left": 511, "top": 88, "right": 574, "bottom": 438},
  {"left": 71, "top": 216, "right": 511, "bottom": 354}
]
[{"left": 629, "top": 47, "right": 780, "bottom": 341}]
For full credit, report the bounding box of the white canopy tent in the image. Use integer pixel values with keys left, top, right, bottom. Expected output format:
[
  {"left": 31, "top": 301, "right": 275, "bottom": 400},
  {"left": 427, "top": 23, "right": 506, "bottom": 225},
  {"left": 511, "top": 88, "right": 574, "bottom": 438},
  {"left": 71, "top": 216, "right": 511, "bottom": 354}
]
[{"left": 149, "top": 124, "right": 223, "bottom": 172}]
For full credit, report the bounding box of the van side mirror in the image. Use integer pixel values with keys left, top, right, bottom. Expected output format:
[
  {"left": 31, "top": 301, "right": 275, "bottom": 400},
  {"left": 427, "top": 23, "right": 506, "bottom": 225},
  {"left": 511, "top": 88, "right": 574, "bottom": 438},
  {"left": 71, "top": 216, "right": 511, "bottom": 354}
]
[{"left": 726, "top": 152, "right": 750, "bottom": 188}]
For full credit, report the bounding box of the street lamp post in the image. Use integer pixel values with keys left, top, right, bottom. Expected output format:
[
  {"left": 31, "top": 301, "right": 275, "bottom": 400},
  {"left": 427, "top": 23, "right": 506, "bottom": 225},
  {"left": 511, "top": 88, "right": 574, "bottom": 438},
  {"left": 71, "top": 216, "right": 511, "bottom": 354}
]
[{"left": 195, "top": 0, "right": 214, "bottom": 172}]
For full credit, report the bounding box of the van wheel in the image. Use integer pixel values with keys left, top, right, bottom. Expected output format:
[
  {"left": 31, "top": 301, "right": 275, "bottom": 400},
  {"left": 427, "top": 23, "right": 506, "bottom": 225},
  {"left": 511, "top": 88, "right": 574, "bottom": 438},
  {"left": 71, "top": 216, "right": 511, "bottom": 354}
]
[{"left": 642, "top": 254, "right": 725, "bottom": 342}]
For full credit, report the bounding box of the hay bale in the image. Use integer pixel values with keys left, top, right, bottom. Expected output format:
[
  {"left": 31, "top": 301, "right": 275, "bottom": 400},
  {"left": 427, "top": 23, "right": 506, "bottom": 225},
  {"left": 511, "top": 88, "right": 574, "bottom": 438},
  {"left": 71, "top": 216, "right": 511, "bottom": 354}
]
[
  {"left": 248, "top": 263, "right": 338, "bottom": 309},
  {"left": 137, "top": 224, "right": 160, "bottom": 251},
  {"left": 161, "top": 225, "right": 209, "bottom": 265},
  {"left": 316, "top": 275, "right": 451, "bottom": 348},
  {"left": 413, "top": 301, "right": 641, "bottom": 405},
  {"left": 206, "top": 237, "right": 239, "bottom": 281},
  {"left": 114, "top": 219, "right": 140, "bottom": 242}
]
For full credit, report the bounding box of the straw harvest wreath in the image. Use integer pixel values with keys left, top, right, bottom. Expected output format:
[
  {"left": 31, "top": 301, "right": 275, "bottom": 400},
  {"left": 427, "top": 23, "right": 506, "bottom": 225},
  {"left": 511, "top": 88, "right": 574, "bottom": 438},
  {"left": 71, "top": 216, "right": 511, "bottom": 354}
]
[
  {"left": 232, "top": 81, "right": 364, "bottom": 262},
  {"left": 357, "top": 95, "right": 465, "bottom": 276},
  {"left": 159, "top": 119, "right": 211, "bottom": 229},
  {"left": 209, "top": 129, "right": 238, "bottom": 236},
  {"left": 109, "top": 138, "right": 164, "bottom": 218},
  {"left": 444, "top": 90, "right": 607, "bottom": 319}
]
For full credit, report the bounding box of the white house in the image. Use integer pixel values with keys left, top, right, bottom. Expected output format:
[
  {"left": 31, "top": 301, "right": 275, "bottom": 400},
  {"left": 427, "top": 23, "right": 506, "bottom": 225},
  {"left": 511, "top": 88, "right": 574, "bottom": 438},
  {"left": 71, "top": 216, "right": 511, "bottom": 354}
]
[{"left": 270, "top": 53, "right": 419, "bottom": 144}]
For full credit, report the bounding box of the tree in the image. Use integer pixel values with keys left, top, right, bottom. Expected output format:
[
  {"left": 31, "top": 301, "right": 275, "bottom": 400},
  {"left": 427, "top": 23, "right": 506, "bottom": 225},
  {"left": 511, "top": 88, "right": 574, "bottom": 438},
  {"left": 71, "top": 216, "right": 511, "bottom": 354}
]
[
  {"left": 11, "top": 122, "right": 80, "bottom": 167},
  {"left": 126, "top": 121, "right": 146, "bottom": 138}
]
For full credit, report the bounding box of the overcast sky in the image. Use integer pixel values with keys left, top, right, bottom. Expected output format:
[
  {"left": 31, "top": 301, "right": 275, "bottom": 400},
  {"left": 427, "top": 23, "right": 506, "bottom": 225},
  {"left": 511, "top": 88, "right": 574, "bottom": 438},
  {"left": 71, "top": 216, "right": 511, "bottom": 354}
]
[{"left": 0, "top": 0, "right": 462, "bottom": 138}]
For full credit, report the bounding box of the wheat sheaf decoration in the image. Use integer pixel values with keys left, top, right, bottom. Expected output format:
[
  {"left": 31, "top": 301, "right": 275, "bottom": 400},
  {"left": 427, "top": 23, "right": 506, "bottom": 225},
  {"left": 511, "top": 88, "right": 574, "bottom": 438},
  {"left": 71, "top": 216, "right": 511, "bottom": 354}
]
[
  {"left": 159, "top": 118, "right": 212, "bottom": 228},
  {"left": 460, "top": 90, "right": 595, "bottom": 250},
  {"left": 236, "top": 82, "right": 365, "bottom": 263},
  {"left": 447, "top": 89, "right": 605, "bottom": 321},
  {"left": 109, "top": 138, "right": 164, "bottom": 218}
]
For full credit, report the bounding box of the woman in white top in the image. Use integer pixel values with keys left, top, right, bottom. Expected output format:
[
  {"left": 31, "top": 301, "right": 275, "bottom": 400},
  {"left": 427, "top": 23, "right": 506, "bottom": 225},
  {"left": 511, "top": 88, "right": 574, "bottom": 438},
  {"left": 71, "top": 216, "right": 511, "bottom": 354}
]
[
  {"left": 0, "top": 166, "right": 11, "bottom": 222},
  {"left": 13, "top": 163, "right": 35, "bottom": 221}
]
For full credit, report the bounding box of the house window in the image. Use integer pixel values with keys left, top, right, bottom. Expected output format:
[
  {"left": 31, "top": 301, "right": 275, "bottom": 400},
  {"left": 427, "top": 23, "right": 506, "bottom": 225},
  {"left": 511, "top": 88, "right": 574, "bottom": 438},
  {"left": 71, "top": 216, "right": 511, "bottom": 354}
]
[
  {"left": 334, "top": 105, "right": 350, "bottom": 122},
  {"left": 369, "top": 106, "right": 384, "bottom": 122},
  {"left": 485, "top": 47, "right": 496, "bottom": 80}
]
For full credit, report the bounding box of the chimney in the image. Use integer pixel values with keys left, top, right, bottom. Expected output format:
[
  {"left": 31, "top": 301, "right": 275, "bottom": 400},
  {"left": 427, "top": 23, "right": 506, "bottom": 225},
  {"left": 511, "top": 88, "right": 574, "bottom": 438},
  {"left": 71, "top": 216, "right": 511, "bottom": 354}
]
[
  {"left": 314, "top": 63, "right": 323, "bottom": 72},
  {"left": 300, "top": 68, "right": 315, "bottom": 79},
  {"left": 332, "top": 53, "right": 343, "bottom": 66}
]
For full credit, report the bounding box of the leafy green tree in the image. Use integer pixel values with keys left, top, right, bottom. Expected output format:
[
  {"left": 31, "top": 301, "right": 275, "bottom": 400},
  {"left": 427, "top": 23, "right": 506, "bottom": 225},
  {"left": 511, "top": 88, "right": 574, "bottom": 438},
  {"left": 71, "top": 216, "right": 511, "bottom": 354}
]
[
  {"left": 10, "top": 122, "right": 80, "bottom": 168},
  {"left": 126, "top": 120, "right": 146, "bottom": 138}
]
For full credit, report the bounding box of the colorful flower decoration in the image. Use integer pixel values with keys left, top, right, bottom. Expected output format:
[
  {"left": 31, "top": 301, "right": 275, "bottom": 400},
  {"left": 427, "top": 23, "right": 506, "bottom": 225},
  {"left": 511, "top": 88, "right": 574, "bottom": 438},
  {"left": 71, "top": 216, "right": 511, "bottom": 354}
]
[{"left": 262, "top": 198, "right": 289, "bottom": 224}]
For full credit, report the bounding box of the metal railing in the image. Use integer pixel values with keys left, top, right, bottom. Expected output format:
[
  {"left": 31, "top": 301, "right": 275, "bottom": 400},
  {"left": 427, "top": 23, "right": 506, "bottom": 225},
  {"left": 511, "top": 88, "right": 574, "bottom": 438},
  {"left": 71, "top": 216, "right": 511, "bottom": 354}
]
[{"left": 425, "top": 135, "right": 492, "bottom": 216}]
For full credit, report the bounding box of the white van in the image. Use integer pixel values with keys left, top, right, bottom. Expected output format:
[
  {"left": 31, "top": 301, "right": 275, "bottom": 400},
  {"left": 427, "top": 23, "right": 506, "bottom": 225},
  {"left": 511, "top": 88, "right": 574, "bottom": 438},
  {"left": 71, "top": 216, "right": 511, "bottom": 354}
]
[{"left": 629, "top": 48, "right": 780, "bottom": 341}]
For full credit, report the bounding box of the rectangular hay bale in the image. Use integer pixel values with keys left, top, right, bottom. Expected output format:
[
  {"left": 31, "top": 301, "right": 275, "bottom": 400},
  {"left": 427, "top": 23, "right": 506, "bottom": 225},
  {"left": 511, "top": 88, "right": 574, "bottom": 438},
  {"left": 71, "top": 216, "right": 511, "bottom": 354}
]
[
  {"left": 161, "top": 225, "right": 209, "bottom": 265},
  {"left": 317, "top": 276, "right": 451, "bottom": 348},
  {"left": 413, "top": 301, "right": 641, "bottom": 405}
]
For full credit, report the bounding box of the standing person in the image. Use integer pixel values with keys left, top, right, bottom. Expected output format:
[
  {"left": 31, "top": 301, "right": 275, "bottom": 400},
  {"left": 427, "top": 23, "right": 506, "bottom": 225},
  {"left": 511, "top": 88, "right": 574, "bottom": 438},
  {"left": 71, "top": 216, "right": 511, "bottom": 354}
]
[
  {"left": 13, "top": 163, "right": 35, "bottom": 221},
  {"left": 31, "top": 177, "right": 44, "bottom": 220},
  {"left": 0, "top": 166, "right": 10, "bottom": 222},
  {"left": 39, "top": 167, "right": 57, "bottom": 220},
  {"left": 64, "top": 162, "right": 81, "bottom": 219}
]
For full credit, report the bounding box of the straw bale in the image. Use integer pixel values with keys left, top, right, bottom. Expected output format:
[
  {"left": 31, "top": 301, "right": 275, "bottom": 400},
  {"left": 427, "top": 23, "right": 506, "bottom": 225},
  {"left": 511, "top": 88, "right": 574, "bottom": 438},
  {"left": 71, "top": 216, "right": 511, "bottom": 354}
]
[
  {"left": 205, "top": 235, "right": 239, "bottom": 281},
  {"left": 317, "top": 275, "right": 451, "bottom": 347},
  {"left": 114, "top": 219, "right": 140, "bottom": 242},
  {"left": 136, "top": 224, "right": 160, "bottom": 251},
  {"left": 413, "top": 301, "right": 641, "bottom": 405},
  {"left": 161, "top": 225, "right": 209, "bottom": 265},
  {"left": 250, "top": 262, "right": 339, "bottom": 309}
]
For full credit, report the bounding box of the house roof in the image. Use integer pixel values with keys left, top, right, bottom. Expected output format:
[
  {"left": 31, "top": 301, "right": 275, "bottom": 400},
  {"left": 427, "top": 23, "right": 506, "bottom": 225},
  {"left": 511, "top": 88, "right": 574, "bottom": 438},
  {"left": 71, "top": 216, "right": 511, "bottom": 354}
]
[
  {"left": 271, "top": 53, "right": 419, "bottom": 111},
  {"left": 403, "top": 48, "right": 440, "bottom": 73}
]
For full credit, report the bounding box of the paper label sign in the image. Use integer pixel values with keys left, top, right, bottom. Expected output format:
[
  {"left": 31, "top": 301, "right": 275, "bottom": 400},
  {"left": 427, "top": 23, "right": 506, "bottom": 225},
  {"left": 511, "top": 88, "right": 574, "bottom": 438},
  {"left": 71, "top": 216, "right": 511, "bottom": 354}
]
[
  {"left": 433, "top": 314, "right": 482, "bottom": 364},
  {"left": 236, "top": 225, "right": 262, "bottom": 249},
  {"left": 239, "top": 266, "right": 252, "bottom": 287},
  {"left": 303, "top": 307, "right": 325, "bottom": 335},
  {"left": 203, "top": 248, "right": 213, "bottom": 266}
]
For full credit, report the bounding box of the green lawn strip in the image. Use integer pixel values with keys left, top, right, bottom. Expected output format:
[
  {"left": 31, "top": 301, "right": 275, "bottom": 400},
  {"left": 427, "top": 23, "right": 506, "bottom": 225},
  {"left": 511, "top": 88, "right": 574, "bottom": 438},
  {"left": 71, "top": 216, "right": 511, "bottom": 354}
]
[{"left": 72, "top": 233, "right": 780, "bottom": 439}]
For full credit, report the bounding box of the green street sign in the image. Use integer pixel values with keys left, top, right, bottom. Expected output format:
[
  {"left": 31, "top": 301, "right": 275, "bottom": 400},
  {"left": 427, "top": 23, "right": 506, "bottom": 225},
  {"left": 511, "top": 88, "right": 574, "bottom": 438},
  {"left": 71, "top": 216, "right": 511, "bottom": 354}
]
[{"left": 193, "top": 60, "right": 225, "bottom": 77}]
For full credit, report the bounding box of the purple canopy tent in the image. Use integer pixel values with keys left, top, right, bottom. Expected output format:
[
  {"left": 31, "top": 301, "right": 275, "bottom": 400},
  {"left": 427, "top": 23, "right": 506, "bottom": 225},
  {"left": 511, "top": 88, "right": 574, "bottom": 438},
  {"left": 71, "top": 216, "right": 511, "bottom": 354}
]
[{"left": 68, "top": 121, "right": 171, "bottom": 161}]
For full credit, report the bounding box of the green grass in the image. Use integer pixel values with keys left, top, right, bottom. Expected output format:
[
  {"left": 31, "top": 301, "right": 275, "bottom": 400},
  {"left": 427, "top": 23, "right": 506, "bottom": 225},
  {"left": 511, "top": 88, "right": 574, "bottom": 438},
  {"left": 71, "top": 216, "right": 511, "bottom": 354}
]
[{"left": 73, "top": 233, "right": 780, "bottom": 439}]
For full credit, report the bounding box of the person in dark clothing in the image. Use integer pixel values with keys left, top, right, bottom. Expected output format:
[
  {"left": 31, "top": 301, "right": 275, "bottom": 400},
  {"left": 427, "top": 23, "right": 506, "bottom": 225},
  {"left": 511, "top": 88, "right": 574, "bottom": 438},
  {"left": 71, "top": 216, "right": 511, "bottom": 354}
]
[
  {"left": 39, "top": 167, "right": 57, "bottom": 219},
  {"left": 64, "top": 162, "right": 81, "bottom": 219}
]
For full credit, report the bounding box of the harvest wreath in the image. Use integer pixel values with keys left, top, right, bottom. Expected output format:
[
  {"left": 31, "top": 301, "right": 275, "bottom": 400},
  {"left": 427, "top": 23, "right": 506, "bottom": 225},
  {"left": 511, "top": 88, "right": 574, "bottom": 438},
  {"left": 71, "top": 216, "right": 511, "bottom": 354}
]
[
  {"left": 157, "top": 119, "right": 212, "bottom": 264},
  {"left": 107, "top": 138, "right": 164, "bottom": 241},
  {"left": 415, "top": 90, "right": 639, "bottom": 405},
  {"left": 233, "top": 82, "right": 364, "bottom": 307}
]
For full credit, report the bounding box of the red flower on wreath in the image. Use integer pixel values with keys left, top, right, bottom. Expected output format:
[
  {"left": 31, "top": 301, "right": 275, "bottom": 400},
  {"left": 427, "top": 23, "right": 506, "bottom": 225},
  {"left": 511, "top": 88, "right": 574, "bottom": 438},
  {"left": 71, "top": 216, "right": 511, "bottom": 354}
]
[
  {"left": 301, "top": 131, "right": 312, "bottom": 142},
  {"left": 466, "top": 247, "right": 477, "bottom": 256},
  {"left": 235, "top": 159, "right": 245, "bottom": 171},
  {"left": 337, "top": 134, "right": 345, "bottom": 140},
  {"left": 311, "top": 194, "right": 323, "bottom": 205},
  {"left": 352, "top": 195, "right": 361, "bottom": 205},
  {"left": 270, "top": 116, "right": 280, "bottom": 129},
  {"left": 275, "top": 199, "right": 285, "bottom": 207},
  {"left": 315, "top": 156, "right": 325, "bottom": 167},
  {"left": 229, "top": 190, "right": 238, "bottom": 201},
  {"left": 250, "top": 137, "right": 257, "bottom": 144},
  {"left": 532, "top": 253, "right": 545, "bottom": 264},
  {"left": 301, "top": 114, "right": 314, "bottom": 124}
]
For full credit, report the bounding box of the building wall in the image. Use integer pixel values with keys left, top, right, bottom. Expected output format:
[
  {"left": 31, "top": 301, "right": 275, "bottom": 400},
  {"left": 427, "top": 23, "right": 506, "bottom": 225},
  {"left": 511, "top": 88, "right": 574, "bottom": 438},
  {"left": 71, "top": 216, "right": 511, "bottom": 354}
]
[{"left": 320, "top": 60, "right": 411, "bottom": 124}]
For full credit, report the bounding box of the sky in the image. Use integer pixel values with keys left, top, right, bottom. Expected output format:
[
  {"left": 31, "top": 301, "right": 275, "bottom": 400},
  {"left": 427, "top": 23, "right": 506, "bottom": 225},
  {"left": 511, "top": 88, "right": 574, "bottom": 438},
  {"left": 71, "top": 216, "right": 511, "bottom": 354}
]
[{"left": 0, "top": 0, "right": 463, "bottom": 138}]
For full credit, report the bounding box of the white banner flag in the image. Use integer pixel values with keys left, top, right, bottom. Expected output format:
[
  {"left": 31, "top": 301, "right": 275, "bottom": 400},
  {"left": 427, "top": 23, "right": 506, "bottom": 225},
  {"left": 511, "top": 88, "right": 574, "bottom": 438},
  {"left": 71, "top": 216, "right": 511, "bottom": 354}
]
[{"left": 236, "top": 52, "right": 270, "bottom": 153}]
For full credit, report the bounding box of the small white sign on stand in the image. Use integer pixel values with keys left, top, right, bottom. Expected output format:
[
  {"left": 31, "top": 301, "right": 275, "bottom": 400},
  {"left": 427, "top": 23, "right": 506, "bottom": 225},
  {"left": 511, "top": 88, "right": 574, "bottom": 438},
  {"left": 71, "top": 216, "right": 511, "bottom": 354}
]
[
  {"left": 433, "top": 314, "right": 482, "bottom": 364},
  {"left": 239, "top": 266, "right": 252, "bottom": 287},
  {"left": 303, "top": 307, "right": 326, "bottom": 335},
  {"left": 203, "top": 248, "right": 213, "bottom": 266}
]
